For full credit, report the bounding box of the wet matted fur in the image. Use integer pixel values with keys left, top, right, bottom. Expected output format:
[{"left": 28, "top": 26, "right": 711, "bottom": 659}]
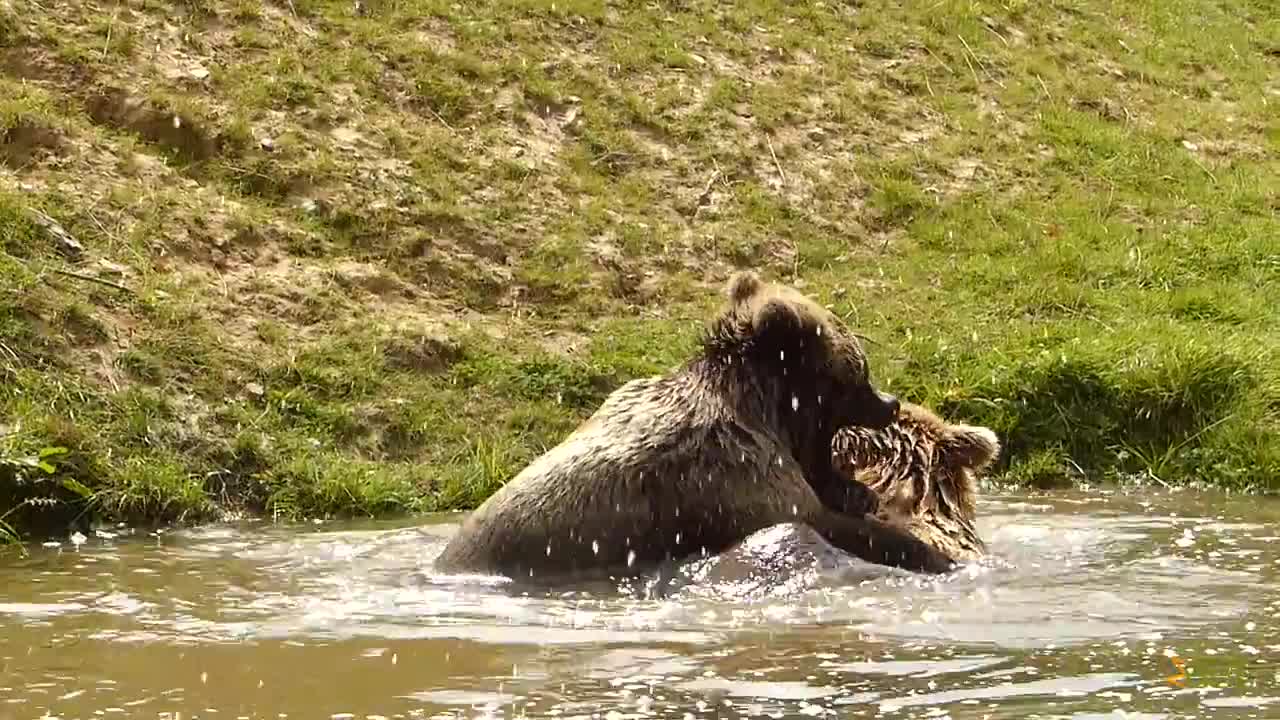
[
  {"left": 433, "top": 272, "right": 957, "bottom": 583},
  {"left": 832, "top": 401, "right": 1001, "bottom": 562}
]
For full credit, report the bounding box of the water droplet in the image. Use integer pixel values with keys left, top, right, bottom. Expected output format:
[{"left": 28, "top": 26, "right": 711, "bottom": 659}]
[
  {"left": 816, "top": 326, "right": 823, "bottom": 337},
  {"left": 627, "top": 550, "right": 637, "bottom": 567},
  {"left": 546, "top": 543, "right": 552, "bottom": 556},
  {"left": 201, "top": 672, "right": 208, "bottom": 684},
  {"left": 817, "top": 394, "right": 823, "bottom": 405},
  {"left": 791, "top": 394, "right": 799, "bottom": 411},
  {"left": 792, "top": 504, "right": 799, "bottom": 516},
  {"left": 676, "top": 532, "right": 682, "bottom": 544},
  {"left": 592, "top": 540, "right": 600, "bottom": 555},
  {"left": 777, "top": 456, "right": 784, "bottom": 467}
]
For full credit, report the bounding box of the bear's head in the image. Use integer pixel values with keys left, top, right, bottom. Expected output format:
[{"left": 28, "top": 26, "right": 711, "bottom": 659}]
[
  {"left": 832, "top": 401, "right": 1000, "bottom": 527},
  {"left": 703, "top": 271, "right": 901, "bottom": 437}
]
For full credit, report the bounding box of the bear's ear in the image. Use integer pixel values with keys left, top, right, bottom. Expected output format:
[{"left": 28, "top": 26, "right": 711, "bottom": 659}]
[
  {"left": 939, "top": 425, "right": 1000, "bottom": 472},
  {"left": 751, "top": 297, "right": 808, "bottom": 347},
  {"left": 727, "top": 271, "right": 764, "bottom": 304}
]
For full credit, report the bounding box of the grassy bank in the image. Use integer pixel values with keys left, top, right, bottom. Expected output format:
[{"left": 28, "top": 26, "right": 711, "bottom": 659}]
[{"left": 1, "top": 0, "right": 1277, "bottom": 541}]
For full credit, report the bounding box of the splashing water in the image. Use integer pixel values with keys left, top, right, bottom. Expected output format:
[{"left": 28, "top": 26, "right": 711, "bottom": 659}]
[{"left": 1, "top": 489, "right": 1278, "bottom": 718}]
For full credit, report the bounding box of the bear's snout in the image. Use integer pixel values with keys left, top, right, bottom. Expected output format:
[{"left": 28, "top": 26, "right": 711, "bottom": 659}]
[
  {"left": 834, "top": 388, "right": 900, "bottom": 430},
  {"left": 877, "top": 391, "right": 901, "bottom": 421}
]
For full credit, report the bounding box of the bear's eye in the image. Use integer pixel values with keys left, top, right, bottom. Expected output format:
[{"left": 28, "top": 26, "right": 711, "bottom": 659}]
[{"left": 842, "top": 351, "right": 868, "bottom": 383}]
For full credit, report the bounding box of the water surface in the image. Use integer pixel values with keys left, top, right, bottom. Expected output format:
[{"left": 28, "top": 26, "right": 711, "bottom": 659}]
[{"left": 2, "top": 488, "right": 1278, "bottom": 719}]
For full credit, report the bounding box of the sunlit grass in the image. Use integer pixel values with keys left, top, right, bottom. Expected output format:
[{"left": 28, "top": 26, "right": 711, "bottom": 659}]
[{"left": 0, "top": 0, "right": 1276, "bottom": 538}]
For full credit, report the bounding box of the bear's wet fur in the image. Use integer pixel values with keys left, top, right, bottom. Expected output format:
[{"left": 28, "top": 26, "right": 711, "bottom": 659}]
[
  {"left": 433, "top": 272, "right": 957, "bottom": 583},
  {"left": 831, "top": 401, "right": 1001, "bottom": 563}
]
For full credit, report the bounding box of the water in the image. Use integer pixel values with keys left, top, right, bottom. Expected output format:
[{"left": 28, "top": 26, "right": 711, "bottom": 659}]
[{"left": 2, "top": 488, "right": 1279, "bottom": 719}]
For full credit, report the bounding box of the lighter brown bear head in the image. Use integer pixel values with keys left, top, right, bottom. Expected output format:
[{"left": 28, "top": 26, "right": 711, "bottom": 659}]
[{"left": 831, "top": 401, "right": 1000, "bottom": 561}]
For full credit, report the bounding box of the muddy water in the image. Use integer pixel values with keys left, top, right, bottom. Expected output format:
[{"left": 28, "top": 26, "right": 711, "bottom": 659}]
[{"left": 2, "top": 489, "right": 1279, "bottom": 720}]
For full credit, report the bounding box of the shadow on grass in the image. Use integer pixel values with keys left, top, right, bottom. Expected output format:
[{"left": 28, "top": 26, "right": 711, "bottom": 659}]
[{"left": 930, "top": 347, "right": 1273, "bottom": 490}]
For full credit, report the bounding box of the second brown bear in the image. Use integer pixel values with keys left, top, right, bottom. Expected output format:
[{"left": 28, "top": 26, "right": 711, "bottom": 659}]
[{"left": 832, "top": 401, "right": 1001, "bottom": 562}]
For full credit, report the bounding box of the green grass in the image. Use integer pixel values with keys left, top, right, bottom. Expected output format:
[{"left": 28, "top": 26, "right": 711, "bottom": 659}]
[{"left": 0, "top": 0, "right": 1277, "bottom": 539}]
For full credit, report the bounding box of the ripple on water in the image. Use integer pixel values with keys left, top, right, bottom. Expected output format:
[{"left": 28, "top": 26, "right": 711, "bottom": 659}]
[
  {"left": 1, "top": 490, "right": 1278, "bottom": 719},
  {"left": 0, "top": 602, "right": 86, "bottom": 616},
  {"left": 874, "top": 671, "right": 1142, "bottom": 710},
  {"left": 818, "top": 655, "right": 1011, "bottom": 678}
]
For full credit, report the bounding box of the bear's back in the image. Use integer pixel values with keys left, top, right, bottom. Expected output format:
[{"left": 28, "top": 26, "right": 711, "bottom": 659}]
[{"left": 436, "top": 373, "right": 821, "bottom": 580}]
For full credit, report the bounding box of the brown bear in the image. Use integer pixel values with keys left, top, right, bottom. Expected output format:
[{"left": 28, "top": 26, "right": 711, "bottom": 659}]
[
  {"left": 831, "top": 401, "right": 1001, "bottom": 563},
  {"left": 432, "top": 272, "right": 957, "bottom": 583}
]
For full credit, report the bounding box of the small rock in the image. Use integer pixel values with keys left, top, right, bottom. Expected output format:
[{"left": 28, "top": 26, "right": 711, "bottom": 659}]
[
  {"left": 244, "top": 382, "right": 265, "bottom": 397},
  {"left": 26, "top": 208, "right": 85, "bottom": 258},
  {"left": 1182, "top": 139, "right": 1199, "bottom": 151},
  {"left": 951, "top": 158, "right": 982, "bottom": 180},
  {"left": 97, "top": 259, "right": 128, "bottom": 276},
  {"left": 260, "top": 137, "right": 275, "bottom": 151}
]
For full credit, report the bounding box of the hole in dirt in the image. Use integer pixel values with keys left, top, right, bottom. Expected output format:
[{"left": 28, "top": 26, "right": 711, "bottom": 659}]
[
  {"left": 84, "top": 88, "right": 218, "bottom": 164},
  {"left": 1, "top": 47, "right": 56, "bottom": 82},
  {"left": 383, "top": 332, "right": 463, "bottom": 374},
  {"left": 0, "top": 120, "right": 64, "bottom": 168}
]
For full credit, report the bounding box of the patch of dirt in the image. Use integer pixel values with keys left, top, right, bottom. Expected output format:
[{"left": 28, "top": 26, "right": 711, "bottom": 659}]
[
  {"left": 1190, "top": 138, "right": 1270, "bottom": 162},
  {"left": 0, "top": 45, "right": 89, "bottom": 86},
  {"left": 628, "top": 123, "right": 677, "bottom": 163},
  {"left": 1071, "top": 95, "right": 1131, "bottom": 123},
  {"left": 63, "top": 310, "right": 140, "bottom": 394},
  {"left": 413, "top": 20, "right": 459, "bottom": 56},
  {"left": 496, "top": 86, "right": 582, "bottom": 170},
  {"left": 84, "top": 88, "right": 219, "bottom": 164},
  {"left": 0, "top": 120, "right": 64, "bottom": 168},
  {"left": 383, "top": 330, "right": 462, "bottom": 373},
  {"left": 145, "top": 201, "right": 273, "bottom": 271},
  {"left": 332, "top": 259, "right": 412, "bottom": 299}
]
